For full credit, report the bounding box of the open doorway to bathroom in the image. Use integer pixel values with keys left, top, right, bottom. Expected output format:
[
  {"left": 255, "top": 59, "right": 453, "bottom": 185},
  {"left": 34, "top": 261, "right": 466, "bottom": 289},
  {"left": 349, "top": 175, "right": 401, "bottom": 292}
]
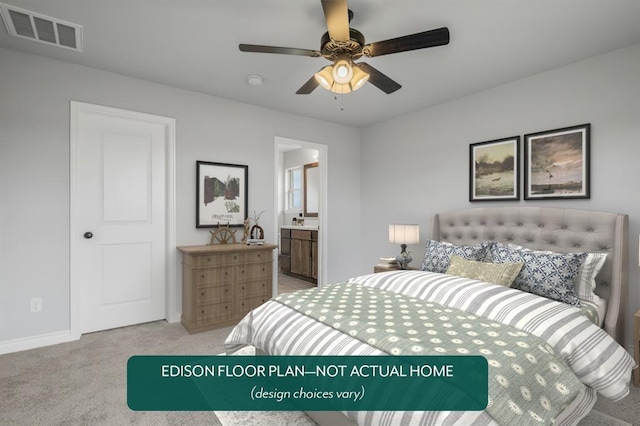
[{"left": 274, "top": 137, "right": 328, "bottom": 295}]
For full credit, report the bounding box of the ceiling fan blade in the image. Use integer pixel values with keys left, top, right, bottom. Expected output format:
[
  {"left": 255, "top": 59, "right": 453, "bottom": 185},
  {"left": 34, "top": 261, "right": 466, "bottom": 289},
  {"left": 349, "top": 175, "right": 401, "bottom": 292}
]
[
  {"left": 321, "top": 0, "right": 350, "bottom": 42},
  {"left": 356, "top": 62, "right": 401, "bottom": 94},
  {"left": 296, "top": 75, "right": 320, "bottom": 94},
  {"left": 239, "top": 44, "right": 321, "bottom": 57},
  {"left": 364, "top": 27, "right": 450, "bottom": 57}
]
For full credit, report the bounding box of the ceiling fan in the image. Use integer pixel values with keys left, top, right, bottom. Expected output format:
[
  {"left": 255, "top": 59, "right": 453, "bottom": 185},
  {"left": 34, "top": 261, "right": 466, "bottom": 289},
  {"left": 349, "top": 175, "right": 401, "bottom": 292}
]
[{"left": 239, "top": 0, "right": 450, "bottom": 95}]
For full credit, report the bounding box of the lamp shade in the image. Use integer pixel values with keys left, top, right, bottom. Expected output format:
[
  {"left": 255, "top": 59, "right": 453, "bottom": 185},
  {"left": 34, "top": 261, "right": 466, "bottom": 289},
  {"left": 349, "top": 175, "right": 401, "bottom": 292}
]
[{"left": 389, "top": 224, "right": 420, "bottom": 245}]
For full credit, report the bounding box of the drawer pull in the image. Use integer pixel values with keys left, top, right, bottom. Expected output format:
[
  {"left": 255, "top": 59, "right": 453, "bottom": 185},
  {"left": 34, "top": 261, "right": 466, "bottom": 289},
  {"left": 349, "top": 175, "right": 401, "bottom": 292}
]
[
  {"left": 201, "top": 292, "right": 205, "bottom": 296},
  {"left": 225, "top": 289, "right": 228, "bottom": 293},
  {"left": 207, "top": 258, "right": 211, "bottom": 262},
  {"left": 225, "top": 305, "right": 228, "bottom": 309},
  {"left": 242, "top": 286, "right": 245, "bottom": 290},
  {"left": 201, "top": 274, "right": 205, "bottom": 278}
]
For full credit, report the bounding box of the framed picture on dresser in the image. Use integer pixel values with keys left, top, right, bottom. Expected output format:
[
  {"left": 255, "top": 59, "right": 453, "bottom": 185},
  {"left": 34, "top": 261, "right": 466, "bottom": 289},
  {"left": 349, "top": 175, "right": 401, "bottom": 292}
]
[
  {"left": 196, "top": 161, "right": 248, "bottom": 228},
  {"left": 469, "top": 136, "right": 520, "bottom": 201}
]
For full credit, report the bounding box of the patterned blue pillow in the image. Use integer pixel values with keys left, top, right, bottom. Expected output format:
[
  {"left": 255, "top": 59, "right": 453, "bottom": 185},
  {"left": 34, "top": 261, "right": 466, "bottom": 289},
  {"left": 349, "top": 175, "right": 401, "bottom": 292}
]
[
  {"left": 421, "top": 240, "right": 492, "bottom": 273},
  {"left": 489, "top": 242, "right": 587, "bottom": 305}
]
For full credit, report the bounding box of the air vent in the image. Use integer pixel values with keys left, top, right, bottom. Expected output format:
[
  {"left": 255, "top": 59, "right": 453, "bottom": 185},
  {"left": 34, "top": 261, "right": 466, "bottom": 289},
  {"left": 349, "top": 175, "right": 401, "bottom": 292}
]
[{"left": 0, "top": 3, "right": 83, "bottom": 52}]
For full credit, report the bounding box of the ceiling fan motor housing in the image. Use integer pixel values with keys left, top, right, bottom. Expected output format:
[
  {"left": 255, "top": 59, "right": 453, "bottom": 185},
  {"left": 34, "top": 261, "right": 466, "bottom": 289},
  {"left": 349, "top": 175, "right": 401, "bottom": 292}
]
[{"left": 320, "top": 28, "right": 365, "bottom": 60}]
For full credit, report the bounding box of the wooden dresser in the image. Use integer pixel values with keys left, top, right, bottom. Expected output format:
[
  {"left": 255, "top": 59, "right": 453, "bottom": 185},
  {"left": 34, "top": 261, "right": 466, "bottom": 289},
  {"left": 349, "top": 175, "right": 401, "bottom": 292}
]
[{"left": 177, "top": 243, "right": 277, "bottom": 334}]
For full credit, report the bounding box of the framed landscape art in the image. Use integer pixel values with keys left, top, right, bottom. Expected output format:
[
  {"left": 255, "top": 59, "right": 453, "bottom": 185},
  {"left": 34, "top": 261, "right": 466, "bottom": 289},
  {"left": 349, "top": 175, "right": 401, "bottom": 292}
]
[
  {"left": 469, "top": 136, "right": 520, "bottom": 201},
  {"left": 196, "top": 161, "right": 248, "bottom": 228},
  {"left": 524, "top": 123, "right": 590, "bottom": 200}
]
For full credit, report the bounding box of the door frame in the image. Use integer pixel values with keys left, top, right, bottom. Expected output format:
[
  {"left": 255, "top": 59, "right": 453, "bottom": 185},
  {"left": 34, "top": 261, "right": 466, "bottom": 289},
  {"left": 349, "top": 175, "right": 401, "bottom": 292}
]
[
  {"left": 273, "top": 136, "right": 328, "bottom": 291},
  {"left": 69, "top": 101, "right": 177, "bottom": 339}
]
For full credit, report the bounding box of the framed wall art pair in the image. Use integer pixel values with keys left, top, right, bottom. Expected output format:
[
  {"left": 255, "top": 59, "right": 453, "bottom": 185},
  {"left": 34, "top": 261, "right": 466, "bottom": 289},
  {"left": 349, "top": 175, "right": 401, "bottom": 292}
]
[{"left": 469, "top": 123, "right": 590, "bottom": 202}]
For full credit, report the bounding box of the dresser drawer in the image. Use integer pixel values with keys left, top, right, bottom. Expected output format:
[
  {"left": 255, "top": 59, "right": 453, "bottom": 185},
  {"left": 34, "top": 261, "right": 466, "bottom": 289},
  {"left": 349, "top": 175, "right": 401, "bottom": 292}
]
[
  {"left": 195, "top": 302, "right": 233, "bottom": 324},
  {"left": 239, "top": 279, "right": 270, "bottom": 299},
  {"left": 192, "top": 252, "right": 245, "bottom": 267},
  {"left": 195, "top": 285, "right": 232, "bottom": 307},
  {"left": 246, "top": 250, "right": 272, "bottom": 263},
  {"left": 237, "top": 295, "right": 268, "bottom": 316},
  {"left": 195, "top": 267, "right": 234, "bottom": 288},
  {"left": 237, "top": 262, "right": 272, "bottom": 283}
]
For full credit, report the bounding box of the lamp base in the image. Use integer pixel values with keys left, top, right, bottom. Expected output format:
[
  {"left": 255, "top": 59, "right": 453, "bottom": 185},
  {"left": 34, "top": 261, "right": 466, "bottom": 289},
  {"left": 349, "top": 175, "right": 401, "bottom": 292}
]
[{"left": 396, "top": 244, "right": 413, "bottom": 270}]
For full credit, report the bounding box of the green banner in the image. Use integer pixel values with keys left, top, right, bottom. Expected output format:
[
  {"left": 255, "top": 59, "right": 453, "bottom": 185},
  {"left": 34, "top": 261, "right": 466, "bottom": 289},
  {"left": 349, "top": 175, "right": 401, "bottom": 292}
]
[{"left": 128, "top": 355, "right": 487, "bottom": 411}]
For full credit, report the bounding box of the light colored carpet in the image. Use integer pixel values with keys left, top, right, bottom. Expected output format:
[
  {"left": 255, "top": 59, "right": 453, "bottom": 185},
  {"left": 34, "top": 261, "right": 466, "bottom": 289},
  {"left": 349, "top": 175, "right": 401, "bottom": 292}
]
[
  {"left": 1, "top": 320, "right": 637, "bottom": 425},
  {"left": 0, "top": 321, "right": 229, "bottom": 425}
]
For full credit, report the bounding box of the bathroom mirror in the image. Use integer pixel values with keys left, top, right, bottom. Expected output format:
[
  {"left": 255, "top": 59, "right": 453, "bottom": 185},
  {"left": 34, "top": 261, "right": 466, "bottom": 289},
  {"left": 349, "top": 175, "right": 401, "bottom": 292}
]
[{"left": 304, "top": 162, "right": 319, "bottom": 217}]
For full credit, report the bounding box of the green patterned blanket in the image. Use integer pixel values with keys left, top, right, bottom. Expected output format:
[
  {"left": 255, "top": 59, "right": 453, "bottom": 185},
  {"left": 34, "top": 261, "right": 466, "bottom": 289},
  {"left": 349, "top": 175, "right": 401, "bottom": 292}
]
[{"left": 275, "top": 283, "right": 586, "bottom": 425}]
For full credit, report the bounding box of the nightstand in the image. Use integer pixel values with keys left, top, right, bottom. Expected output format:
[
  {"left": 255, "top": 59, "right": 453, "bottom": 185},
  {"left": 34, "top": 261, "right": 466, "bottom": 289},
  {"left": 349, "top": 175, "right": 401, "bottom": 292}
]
[
  {"left": 374, "top": 264, "right": 418, "bottom": 273},
  {"left": 634, "top": 310, "right": 639, "bottom": 387}
]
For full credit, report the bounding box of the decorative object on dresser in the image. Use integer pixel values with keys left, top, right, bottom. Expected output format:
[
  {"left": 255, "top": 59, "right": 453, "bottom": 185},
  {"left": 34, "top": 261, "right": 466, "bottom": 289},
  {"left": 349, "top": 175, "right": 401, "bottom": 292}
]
[
  {"left": 249, "top": 210, "right": 265, "bottom": 242},
  {"left": 177, "top": 243, "right": 277, "bottom": 334},
  {"left": 196, "top": 161, "right": 248, "bottom": 228},
  {"left": 469, "top": 136, "right": 520, "bottom": 201},
  {"left": 388, "top": 224, "right": 419, "bottom": 269},
  {"left": 241, "top": 218, "right": 250, "bottom": 243},
  {"left": 208, "top": 222, "right": 237, "bottom": 244},
  {"left": 523, "top": 123, "right": 590, "bottom": 200},
  {"left": 280, "top": 228, "right": 318, "bottom": 284}
]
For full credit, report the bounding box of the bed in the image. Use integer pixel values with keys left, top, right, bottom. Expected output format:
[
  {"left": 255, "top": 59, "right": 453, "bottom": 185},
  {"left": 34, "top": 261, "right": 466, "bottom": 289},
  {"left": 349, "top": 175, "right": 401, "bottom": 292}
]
[{"left": 225, "top": 206, "right": 636, "bottom": 425}]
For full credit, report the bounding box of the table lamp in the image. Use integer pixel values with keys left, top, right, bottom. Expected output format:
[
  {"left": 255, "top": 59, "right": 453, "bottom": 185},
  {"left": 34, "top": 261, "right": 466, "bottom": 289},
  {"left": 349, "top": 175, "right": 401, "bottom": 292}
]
[{"left": 388, "top": 224, "right": 420, "bottom": 269}]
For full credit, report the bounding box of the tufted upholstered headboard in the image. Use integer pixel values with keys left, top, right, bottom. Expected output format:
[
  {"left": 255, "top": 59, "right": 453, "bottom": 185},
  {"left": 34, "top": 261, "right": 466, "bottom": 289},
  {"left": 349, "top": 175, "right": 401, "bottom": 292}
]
[{"left": 430, "top": 207, "right": 629, "bottom": 344}]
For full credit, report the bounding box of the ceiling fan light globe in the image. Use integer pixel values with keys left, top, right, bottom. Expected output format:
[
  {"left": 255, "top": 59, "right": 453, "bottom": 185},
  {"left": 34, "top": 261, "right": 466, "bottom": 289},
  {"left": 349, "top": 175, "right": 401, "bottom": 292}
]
[
  {"left": 314, "top": 66, "right": 334, "bottom": 90},
  {"left": 350, "top": 67, "right": 369, "bottom": 91},
  {"left": 332, "top": 59, "right": 353, "bottom": 84}
]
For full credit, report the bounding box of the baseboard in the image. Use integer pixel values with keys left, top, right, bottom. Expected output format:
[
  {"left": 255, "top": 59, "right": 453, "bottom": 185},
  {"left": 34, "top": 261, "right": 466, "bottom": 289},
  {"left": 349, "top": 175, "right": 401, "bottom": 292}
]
[{"left": 0, "top": 330, "right": 79, "bottom": 355}]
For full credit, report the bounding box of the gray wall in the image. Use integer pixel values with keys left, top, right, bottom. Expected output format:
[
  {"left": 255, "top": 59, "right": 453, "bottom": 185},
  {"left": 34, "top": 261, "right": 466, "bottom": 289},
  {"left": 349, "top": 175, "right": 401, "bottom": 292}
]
[
  {"left": 0, "top": 47, "right": 361, "bottom": 344},
  {"left": 2, "top": 41, "right": 638, "bottom": 349},
  {"left": 360, "top": 43, "right": 640, "bottom": 347}
]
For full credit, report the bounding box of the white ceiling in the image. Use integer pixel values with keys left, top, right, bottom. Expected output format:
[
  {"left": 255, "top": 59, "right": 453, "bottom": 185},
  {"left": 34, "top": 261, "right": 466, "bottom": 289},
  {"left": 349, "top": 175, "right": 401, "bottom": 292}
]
[{"left": 1, "top": 0, "right": 639, "bottom": 128}]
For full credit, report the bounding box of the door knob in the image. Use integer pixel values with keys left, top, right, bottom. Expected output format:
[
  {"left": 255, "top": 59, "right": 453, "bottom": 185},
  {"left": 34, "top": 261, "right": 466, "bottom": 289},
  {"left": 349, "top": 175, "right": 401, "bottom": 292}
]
[{"left": 84, "top": 232, "right": 93, "bottom": 239}]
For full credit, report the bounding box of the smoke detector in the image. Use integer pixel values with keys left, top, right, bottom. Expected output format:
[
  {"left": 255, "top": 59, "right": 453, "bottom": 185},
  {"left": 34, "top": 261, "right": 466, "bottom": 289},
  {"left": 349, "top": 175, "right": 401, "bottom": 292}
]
[
  {"left": 0, "top": 2, "right": 83, "bottom": 52},
  {"left": 247, "top": 74, "right": 264, "bottom": 86}
]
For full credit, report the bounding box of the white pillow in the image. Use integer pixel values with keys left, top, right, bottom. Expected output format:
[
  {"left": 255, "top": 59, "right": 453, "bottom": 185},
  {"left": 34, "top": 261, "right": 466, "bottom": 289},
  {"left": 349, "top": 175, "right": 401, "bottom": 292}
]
[{"left": 576, "top": 252, "right": 607, "bottom": 305}]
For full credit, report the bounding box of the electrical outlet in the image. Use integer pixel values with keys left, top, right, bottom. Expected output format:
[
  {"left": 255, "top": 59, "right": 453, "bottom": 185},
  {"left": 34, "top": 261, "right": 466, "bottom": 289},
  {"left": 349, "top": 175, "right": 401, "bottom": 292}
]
[{"left": 30, "top": 297, "right": 43, "bottom": 313}]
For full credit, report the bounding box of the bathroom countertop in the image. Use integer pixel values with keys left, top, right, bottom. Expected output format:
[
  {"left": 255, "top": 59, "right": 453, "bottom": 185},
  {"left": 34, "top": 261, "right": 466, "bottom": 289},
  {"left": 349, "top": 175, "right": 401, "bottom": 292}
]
[{"left": 281, "top": 225, "right": 319, "bottom": 230}]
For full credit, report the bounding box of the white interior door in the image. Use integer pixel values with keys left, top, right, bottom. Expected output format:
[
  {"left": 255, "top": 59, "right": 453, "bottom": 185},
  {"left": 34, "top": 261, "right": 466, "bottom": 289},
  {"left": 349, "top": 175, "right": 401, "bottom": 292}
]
[{"left": 74, "top": 104, "right": 169, "bottom": 334}]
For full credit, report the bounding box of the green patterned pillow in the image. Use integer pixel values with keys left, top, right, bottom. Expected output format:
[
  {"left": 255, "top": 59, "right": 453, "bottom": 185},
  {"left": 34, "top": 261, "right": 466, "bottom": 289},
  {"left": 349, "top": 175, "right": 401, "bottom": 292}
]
[{"left": 446, "top": 255, "right": 523, "bottom": 287}]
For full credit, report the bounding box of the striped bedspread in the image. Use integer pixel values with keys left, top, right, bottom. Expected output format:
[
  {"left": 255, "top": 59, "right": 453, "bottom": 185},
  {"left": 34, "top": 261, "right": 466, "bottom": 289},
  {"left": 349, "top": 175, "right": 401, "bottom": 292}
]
[{"left": 225, "top": 270, "right": 636, "bottom": 426}]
